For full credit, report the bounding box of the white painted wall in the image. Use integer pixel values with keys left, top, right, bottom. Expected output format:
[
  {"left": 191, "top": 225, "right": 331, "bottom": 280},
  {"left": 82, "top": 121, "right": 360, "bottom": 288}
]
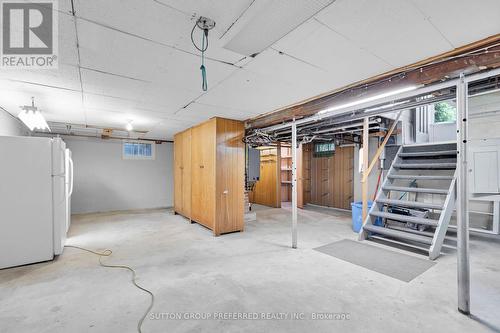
[
  {"left": 64, "top": 136, "right": 173, "bottom": 214},
  {"left": 0, "top": 108, "right": 30, "bottom": 136}
]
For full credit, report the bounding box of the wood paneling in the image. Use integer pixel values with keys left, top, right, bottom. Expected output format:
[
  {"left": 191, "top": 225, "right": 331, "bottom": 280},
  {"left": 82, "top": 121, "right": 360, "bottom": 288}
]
[
  {"left": 250, "top": 148, "right": 280, "bottom": 208},
  {"left": 215, "top": 118, "right": 245, "bottom": 235},
  {"left": 173, "top": 129, "right": 191, "bottom": 218},
  {"left": 181, "top": 129, "right": 192, "bottom": 217},
  {"left": 191, "top": 120, "right": 216, "bottom": 230},
  {"left": 302, "top": 144, "right": 312, "bottom": 205},
  {"left": 309, "top": 146, "right": 354, "bottom": 209}
]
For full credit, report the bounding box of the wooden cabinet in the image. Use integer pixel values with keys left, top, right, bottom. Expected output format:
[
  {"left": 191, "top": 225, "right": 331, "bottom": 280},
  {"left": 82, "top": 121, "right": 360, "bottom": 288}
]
[
  {"left": 173, "top": 128, "right": 191, "bottom": 218},
  {"left": 191, "top": 119, "right": 216, "bottom": 229},
  {"left": 174, "top": 117, "right": 244, "bottom": 236},
  {"left": 250, "top": 148, "right": 281, "bottom": 208}
]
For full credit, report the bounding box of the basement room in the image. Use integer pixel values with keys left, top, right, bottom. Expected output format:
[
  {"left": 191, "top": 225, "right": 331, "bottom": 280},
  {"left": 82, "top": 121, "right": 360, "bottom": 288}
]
[{"left": 1, "top": 1, "right": 500, "bottom": 332}]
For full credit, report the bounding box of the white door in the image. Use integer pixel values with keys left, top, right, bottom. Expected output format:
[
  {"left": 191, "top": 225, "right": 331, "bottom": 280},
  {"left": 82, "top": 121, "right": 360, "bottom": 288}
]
[
  {"left": 0, "top": 137, "right": 54, "bottom": 268},
  {"left": 65, "top": 148, "right": 73, "bottom": 232},
  {"left": 52, "top": 138, "right": 67, "bottom": 256}
]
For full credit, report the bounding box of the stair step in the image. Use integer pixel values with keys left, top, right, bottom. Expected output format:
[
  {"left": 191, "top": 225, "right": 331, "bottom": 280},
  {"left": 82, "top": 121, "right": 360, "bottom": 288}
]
[
  {"left": 394, "top": 163, "right": 456, "bottom": 169},
  {"left": 387, "top": 225, "right": 436, "bottom": 237},
  {"left": 399, "top": 150, "right": 457, "bottom": 157},
  {"left": 382, "top": 185, "right": 449, "bottom": 195},
  {"left": 377, "top": 198, "right": 444, "bottom": 210},
  {"left": 363, "top": 224, "right": 433, "bottom": 245},
  {"left": 388, "top": 174, "right": 454, "bottom": 181},
  {"left": 370, "top": 211, "right": 439, "bottom": 227},
  {"left": 369, "top": 235, "right": 431, "bottom": 253}
]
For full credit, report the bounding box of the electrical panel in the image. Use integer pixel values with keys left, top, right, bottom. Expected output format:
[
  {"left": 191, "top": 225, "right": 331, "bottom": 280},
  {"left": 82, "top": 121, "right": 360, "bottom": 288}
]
[{"left": 248, "top": 148, "right": 260, "bottom": 182}]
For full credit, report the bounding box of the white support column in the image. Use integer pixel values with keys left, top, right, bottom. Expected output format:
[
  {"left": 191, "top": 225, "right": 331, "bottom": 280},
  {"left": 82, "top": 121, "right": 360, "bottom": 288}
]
[
  {"left": 291, "top": 119, "right": 298, "bottom": 249},
  {"left": 456, "top": 73, "right": 470, "bottom": 315}
]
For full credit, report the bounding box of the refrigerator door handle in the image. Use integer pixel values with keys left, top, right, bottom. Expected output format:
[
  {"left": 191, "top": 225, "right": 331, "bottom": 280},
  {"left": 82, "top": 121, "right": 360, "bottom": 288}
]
[{"left": 68, "top": 156, "right": 74, "bottom": 197}]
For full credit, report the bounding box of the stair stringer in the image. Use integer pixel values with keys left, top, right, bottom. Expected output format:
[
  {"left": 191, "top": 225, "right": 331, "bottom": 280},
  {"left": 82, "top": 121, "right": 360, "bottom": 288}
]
[
  {"left": 358, "top": 145, "right": 403, "bottom": 241},
  {"left": 428, "top": 170, "right": 457, "bottom": 260}
]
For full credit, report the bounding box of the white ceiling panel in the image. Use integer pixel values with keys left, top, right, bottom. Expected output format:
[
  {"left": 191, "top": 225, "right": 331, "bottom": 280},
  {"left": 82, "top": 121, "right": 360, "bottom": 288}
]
[
  {"left": 152, "top": 0, "right": 254, "bottom": 38},
  {"left": 77, "top": 19, "right": 172, "bottom": 81},
  {"left": 58, "top": 12, "right": 79, "bottom": 66},
  {"left": 196, "top": 68, "right": 305, "bottom": 116},
  {"left": 148, "top": 47, "right": 238, "bottom": 92},
  {"left": 272, "top": 19, "right": 392, "bottom": 89},
  {"left": 75, "top": 0, "right": 246, "bottom": 64},
  {"left": 144, "top": 118, "right": 197, "bottom": 140},
  {"left": 84, "top": 109, "right": 164, "bottom": 131},
  {"left": 81, "top": 68, "right": 199, "bottom": 114},
  {"left": 315, "top": 0, "right": 452, "bottom": 67},
  {"left": 0, "top": 64, "right": 81, "bottom": 92},
  {"left": 244, "top": 49, "right": 336, "bottom": 102},
  {"left": 224, "top": 0, "right": 334, "bottom": 56},
  {"left": 1, "top": 0, "right": 496, "bottom": 139},
  {"left": 0, "top": 80, "right": 86, "bottom": 125},
  {"left": 410, "top": 0, "right": 500, "bottom": 48},
  {"left": 175, "top": 101, "right": 249, "bottom": 123}
]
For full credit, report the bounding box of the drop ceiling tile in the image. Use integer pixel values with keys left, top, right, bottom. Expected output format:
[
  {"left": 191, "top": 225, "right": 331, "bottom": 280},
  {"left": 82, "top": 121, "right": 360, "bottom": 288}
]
[
  {"left": 0, "top": 64, "right": 82, "bottom": 92},
  {"left": 148, "top": 48, "right": 238, "bottom": 92},
  {"left": 84, "top": 109, "right": 163, "bottom": 131},
  {"left": 58, "top": 13, "right": 79, "bottom": 66},
  {"left": 196, "top": 68, "right": 306, "bottom": 115},
  {"left": 223, "top": 0, "right": 335, "bottom": 56},
  {"left": 75, "top": 0, "right": 245, "bottom": 64},
  {"left": 0, "top": 81, "right": 85, "bottom": 124},
  {"left": 315, "top": 0, "right": 452, "bottom": 67},
  {"left": 271, "top": 20, "right": 392, "bottom": 89},
  {"left": 77, "top": 19, "right": 172, "bottom": 81},
  {"left": 175, "top": 101, "right": 249, "bottom": 123},
  {"left": 410, "top": 0, "right": 500, "bottom": 47},
  {"left": 244, "top": 49, "right": 336, "bottom": 101}
]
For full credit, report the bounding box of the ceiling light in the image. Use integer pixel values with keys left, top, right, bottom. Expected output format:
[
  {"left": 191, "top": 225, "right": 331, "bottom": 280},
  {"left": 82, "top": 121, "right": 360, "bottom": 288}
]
[
  {"left": 126, "top": 121, "right": 133, "bottom": 131},
  {"left": 364, "top": 100, "right": 408, "bottom": 113},
  {"left": 318, "top": 86, "right": 419, "bottom": 115},
  {"left": 18, "top": 97, "right": 50, "bottom": 131}
]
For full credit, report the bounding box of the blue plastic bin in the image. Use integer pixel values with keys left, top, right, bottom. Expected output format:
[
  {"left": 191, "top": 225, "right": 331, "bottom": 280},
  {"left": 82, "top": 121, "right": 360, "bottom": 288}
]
[{"left": 351, "top": 201, "right": 382, "bottom": 233}]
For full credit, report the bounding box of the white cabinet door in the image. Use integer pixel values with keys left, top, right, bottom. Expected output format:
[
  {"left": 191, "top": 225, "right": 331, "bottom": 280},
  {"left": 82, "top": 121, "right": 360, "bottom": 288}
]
[{"left": 471, "top": 146, "right": 500, "bottom": 194}]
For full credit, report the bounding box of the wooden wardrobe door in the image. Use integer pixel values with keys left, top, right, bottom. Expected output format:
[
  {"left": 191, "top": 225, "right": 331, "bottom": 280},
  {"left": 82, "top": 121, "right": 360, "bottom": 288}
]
[
  {"left": 191, "top": 120, "right": 215, "bottom": 229},
  {"left": 181, "top": 129, "right": 192, "bottom": 218},
  {"left": 174, "top": 132, "right": 183, "bottom": 215}
]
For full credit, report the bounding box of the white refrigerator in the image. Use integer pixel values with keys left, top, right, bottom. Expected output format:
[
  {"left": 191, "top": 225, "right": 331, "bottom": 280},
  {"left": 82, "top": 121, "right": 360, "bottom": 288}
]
[{"left": 0, "top": 136, "right": 74, "bottom": 269}]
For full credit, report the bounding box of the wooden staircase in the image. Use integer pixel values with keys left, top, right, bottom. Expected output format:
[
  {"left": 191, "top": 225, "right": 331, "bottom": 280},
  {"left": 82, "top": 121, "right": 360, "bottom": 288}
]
[{"left": 359, "top": 142, "right": 457, "bottom": 260}]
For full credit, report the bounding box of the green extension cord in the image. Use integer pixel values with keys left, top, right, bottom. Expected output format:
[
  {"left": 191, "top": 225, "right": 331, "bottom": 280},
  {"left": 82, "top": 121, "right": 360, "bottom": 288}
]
[{"left": 200, "top": 31, "right": 208, "bottom": 91}]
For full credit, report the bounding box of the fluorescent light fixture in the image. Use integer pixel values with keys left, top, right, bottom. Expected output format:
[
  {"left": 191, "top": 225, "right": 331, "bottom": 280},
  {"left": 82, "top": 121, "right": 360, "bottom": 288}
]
[
  {"left": 364, "top": 100, "right": 408, "bottom": 113},
  {"left": 126, "top": 121, "right": 133, "bottom": 131},
  {"left": 318, "top": 86, "right": 419, "bottom": 115},
  {"left": 18, "top": 98, "right": 50, "bottom": 131}
]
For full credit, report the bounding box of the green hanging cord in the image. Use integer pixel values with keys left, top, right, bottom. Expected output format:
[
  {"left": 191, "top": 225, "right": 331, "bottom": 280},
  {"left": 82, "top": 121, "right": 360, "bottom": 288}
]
[{"left": 200, "top": 30, "right": 208, "bottom": 91}]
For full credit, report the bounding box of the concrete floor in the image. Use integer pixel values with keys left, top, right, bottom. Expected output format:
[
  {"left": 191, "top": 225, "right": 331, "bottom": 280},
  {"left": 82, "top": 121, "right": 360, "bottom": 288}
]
[{"left": 1, "top": 205, "right": 499, "bottom": 333}]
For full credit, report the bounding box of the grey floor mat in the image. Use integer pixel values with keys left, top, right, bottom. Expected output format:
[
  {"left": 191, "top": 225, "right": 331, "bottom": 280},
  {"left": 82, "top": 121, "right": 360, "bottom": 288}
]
[{"left": 315, "top": 239, "right": 435, "bottom": 282}]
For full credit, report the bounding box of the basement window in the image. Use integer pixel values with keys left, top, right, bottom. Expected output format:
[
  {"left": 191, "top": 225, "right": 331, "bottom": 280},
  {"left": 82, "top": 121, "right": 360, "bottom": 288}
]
[{"left": 123, "top": 141, "right": 155, "bottom": 160}]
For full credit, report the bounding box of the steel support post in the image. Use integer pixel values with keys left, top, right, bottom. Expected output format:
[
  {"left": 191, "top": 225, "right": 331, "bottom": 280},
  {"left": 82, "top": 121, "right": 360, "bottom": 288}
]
[
  {"left": 456, "top": 73, "right": 471, "bottom": 315},
  {"left": 291, "top": 119, "right": 298, "bottom": 249}
]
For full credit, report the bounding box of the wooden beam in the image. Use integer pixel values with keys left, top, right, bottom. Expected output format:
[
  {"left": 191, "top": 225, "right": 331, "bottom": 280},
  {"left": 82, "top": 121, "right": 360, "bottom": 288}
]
[
  {"left": 362, "top": 117, "right": 369, "bottom": 223},
  {"left": 246, "top": 34, "right": 500, "bottom": 130},
  {"left": 362, "top": 111, "right": 402, "bottom": 183}
]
